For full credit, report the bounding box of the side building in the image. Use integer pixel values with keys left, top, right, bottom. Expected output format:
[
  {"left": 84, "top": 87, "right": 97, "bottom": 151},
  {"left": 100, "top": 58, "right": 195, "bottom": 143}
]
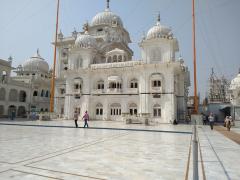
[
  {"left": 229, "top": 69, "right": 240, "bottom": 124},
  {"left": 0, "top": 50, "right": 51, "bottom": 118}
]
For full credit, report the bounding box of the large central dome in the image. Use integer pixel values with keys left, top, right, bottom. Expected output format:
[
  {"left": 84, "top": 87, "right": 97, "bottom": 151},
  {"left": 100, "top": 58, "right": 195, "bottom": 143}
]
[{"left": 91, "top": 8, "right": 123, "bottom": 27}]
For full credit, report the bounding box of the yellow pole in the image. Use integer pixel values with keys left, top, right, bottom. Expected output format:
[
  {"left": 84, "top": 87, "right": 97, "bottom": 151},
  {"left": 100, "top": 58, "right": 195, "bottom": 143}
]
[
  {"left": 50, "top": 0, "right": 60, "bottom": 112},
  {"left": 192, "top": 0, "right": 198, "bottom": 114}
]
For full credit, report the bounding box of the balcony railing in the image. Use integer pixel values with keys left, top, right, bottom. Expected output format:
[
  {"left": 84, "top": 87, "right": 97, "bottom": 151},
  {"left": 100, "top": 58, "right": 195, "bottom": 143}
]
[
  {"left": 106, "top": 88, "right": 122, "bottom": 93},
  {"left": 72, "top": 89, "right": 81, "bottom": 94},
  {"left": 91, "top": 89, "right": 105, "bottom": 94},
  {"left": 127, "top": 88, "right": 139, "bottom": 94},
  {"left": 151, "top": 87, "right": 162, "bottom": 93}
]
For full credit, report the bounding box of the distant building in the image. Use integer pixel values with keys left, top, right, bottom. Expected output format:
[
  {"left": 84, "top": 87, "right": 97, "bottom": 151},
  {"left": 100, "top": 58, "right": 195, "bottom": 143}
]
[
  {"left": 208, "top": 68, "right": 230, "bottom": 103},
  {"left": 0, "top": 50, "right": 51, "bottom": 118}
]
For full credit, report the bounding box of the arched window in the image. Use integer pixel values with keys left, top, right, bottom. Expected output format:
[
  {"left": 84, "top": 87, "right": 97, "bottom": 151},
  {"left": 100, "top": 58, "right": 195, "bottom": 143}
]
[
  {"left": 96, "top": 103, "right": 103, "bottom": 115},
  {"left": 97, "top": 80, "right": 104, "bottom": 89},
  {"left": 41, "top": 90, "right": 44, "bottom": 97},
  {"left": 109, "top": 82, "right": 116, "bottom": 89},
  {"left": 8, "top": 105, "right": 16, "bottom": 116},
  {"left": 118, "top": 55, "right": 122, "bottom": 62},
  {"left": 130, "top": 79, "right": 138, "bottom": 88},
  {"left": 110, "top": 103, "right": 121, "bottom": 116},
  {"left": 113, "top": 55, "right": 117, "bottom": 62},
  {"left": 19, "top": 90, "right": 27, "bottom": 102},
  {"left": 0, "top": 88, "right": 6, "bottom": 101},
  {"left": 152, "top": 80, "right": 161, "bottom": 87},
  {"left": 73, "top": 78, "right": 82, "bottom": 90},
  {"left": 129, "top": 103, "right": 137, "bottom": 115},
  {"left": 153, "top": 104, "right": 161, "bottom": 117},
  {"left": 17, "top": 106, "right": 26, "bottom": 117},
  {"left": 33, "top": 91, "right": 38, "bottom": 96},
  {"left": 45, "top": 91, "right": 49, "bottom": 97},
  {"left": 9, "top": 89, "right": 18, "bottom": 101}
]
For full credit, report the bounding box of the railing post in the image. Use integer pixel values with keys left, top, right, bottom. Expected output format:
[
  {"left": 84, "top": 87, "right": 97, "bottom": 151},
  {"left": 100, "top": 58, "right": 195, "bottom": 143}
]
[{"left": 192, "top": 119, "right": 199, "bottom": 180}]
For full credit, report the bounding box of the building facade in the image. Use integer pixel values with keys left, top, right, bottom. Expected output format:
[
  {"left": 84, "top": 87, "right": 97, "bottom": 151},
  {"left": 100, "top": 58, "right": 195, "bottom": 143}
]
[
  {"left": 54, "top": 2, "right": 190, "bottom": 123},
  {"left": 229, "top": 70, "right": 240, "bottom": 122},
  {"left": 0, "top": 50, "right": 51, "bottom": 118},
  {"left": 208, "top": 68, "right": 230, "bottom": 103}
]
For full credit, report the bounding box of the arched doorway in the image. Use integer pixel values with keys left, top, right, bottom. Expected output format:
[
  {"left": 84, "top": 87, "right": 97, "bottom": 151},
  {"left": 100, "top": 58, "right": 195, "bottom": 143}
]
[
  {"left": 96, "top": 103, "right": 103, "bottom": 120},
  {"left": 17, "top": 106, "right": 26, "bottom": 117},
  {"left": 129, "top": 103, "right": 137, "bottom": 115},
  {"left": 8, "top": 105, "right": 16, "bottom": 119},
  {"left": 110, "top": 103, "right": 121, "bottom": 121}
]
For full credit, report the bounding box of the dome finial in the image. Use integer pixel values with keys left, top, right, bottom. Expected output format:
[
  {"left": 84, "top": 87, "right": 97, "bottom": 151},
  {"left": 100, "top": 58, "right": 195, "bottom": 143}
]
[
  {"left": 37, "top": 48, "right": 39, "bottom": 55},
  {"left": 155, "top": 12, "right": 160, "bottom": 26},
  {"left": 157, "top": 12, "right": 160, "bottom": 22},
  {"left": 238, "top": 67, "right": 240, "bottom": 74},
  {"left": 106, "top": 0, "right": 110, "bottom": 10}
]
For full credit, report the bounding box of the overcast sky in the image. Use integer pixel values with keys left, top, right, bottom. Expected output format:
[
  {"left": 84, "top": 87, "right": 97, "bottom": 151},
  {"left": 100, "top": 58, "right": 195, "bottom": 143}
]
[{"left": 0, "top": 0, "right": 239, "bottom": 99}]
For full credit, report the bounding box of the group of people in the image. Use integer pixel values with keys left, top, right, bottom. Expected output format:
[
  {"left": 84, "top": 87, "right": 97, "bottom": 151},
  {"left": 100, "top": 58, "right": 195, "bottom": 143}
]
[
  {"left": 202, "top": 112, "right": 233, "bottom": 131},
  {"left": 74, "top": 110, "right": 89, "bottom": 128}
]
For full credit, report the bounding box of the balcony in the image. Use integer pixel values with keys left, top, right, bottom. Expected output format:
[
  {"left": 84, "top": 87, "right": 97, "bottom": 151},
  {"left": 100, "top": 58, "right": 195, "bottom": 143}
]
[
  {"left": 127, "top": 88, "right": 139, "bottom": 94},
  {"left": 151, "top": 87, "right": 162, "bottom": 93},
  {"left": 106, "top": 88, "right": 122, "bottom": 94},
  {"left": 32, "top": 97, "right": 49, "bottom": 103},
  {"left": 92, "top": 89, "right": 105, "bottom": 95},
  {"left": 72, "top": 89, "right": 81, "bottom": 95}
]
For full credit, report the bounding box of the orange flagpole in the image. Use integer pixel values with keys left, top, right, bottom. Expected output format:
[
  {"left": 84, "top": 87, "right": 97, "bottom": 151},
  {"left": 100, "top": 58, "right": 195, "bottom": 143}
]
[
  {"left": 50, "top": 0, "right": 60, "bottom": 112},
  {"left": 192, "top": 0, "right": 198, "bottom": 114}
]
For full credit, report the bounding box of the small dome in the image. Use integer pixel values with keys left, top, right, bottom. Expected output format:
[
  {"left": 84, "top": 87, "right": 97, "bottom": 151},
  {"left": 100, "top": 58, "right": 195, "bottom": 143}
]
[
  {"left": 75, "top": 31, "right": 96, "bottom": 48},
  {"left": 146, "top": 14, "right": 172, "bottom": 40},
  {"left": 91, "top": 9, "right": 123, "bottom": 27},
  {"left": 22, "top": 49, "right": 49, "bottom": 73},
  {"left": 230, "top": 72, "right": 240, "bottom": 90}
]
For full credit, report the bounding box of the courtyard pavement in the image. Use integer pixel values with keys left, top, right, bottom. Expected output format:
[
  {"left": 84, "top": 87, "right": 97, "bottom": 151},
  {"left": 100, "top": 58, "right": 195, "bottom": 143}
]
[{"left": 0, "top": 119, "right": 239, "bottom": 180}]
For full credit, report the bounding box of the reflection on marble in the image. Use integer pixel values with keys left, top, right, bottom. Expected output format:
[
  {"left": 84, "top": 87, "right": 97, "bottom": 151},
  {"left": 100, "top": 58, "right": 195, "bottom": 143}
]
[{"left": 0, "top": 120, "right": 239, "bottom": 180}]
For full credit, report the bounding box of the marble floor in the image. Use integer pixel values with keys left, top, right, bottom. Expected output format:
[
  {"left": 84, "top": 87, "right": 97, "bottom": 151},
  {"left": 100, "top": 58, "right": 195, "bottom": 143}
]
[{"left": 0, "top": 120, "right": 239, "bottom": 180}]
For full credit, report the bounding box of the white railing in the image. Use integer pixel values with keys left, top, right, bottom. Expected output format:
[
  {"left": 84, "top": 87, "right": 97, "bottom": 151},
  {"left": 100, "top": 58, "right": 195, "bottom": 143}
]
[
  {"left": 106, "top": 88, "right": 122, "bottom": 93},
  {"left": 91, "top": 89, "right": 105, "bottom": 94},
  {"left": 91, "top": 61, "right": 144, "bottom": 69},
  {"left": 127, "top": 88, "right": 139, "bottom": 94},
  {"left": 72, "top": 89, "right": 81, "bottom": 94},
  {"left": 151, "top": 87, "right": 162, "bottom": 93}
]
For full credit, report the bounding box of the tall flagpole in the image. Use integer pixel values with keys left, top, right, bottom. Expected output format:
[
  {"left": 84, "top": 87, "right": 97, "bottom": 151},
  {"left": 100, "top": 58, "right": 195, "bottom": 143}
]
[
  {"left": 50, "top": 0, "right": 60, "bottom": 112},
  {"left": 192, "top": 0, "right": 198, "bottom": 114}
]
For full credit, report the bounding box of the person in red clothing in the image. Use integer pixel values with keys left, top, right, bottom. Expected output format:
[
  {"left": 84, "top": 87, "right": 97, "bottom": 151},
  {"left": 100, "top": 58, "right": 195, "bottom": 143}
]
[{"left": 82, "top": 111, "right": 89, "bottom": 128}]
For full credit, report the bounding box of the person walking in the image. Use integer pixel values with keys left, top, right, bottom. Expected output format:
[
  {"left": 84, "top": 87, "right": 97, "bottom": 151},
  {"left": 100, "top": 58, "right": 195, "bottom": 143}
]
[
  {"left": 82, "top": 111, "right": 89, "bottom": 128},
  {"left": 74, "top": 111, "right": 79, "bottom": 128},
  {"left": 209, "top": 112, "right": 214, "bottom": 130},
  {"left": 225, "top": 116, "right": 232, "bottom": 131}
]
